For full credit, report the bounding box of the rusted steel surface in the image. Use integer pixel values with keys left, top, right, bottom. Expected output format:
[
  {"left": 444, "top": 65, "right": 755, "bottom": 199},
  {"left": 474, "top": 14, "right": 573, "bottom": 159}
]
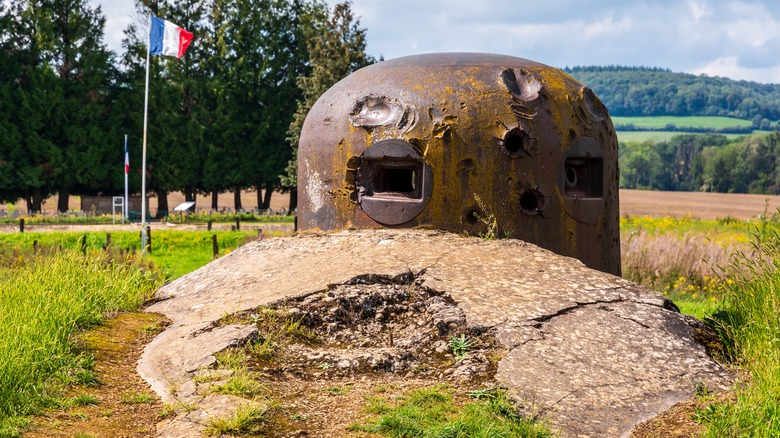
[{"left": 297, "top": 53, "right": 620, "bottom": 275}]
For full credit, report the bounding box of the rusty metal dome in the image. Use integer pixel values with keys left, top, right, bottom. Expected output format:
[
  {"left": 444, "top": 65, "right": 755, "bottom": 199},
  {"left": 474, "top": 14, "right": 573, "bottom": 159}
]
[{"left": 297, "top": 53, "right": 620, "bottom": 275}]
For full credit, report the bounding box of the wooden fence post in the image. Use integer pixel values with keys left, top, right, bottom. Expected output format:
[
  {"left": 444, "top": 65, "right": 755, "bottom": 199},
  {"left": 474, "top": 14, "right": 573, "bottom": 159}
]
[
  {"left": 33, "top": 240, "right": 38, "bottom": 253},
  {"left": 105, "top": 233, "right": 112, "bottom": 250},
  {"left": 146, "top": 225, "right": 152, "bottom": 254},
  {"left": 212, "top": 234, "right": 218, "bottom": 258},
  {"left": 207, "top": 219, "right": 212, "bottom": 231},
  {"left": 257, "top": 229, "right": 263, "bottom": 240},
  {"left": 19, "top": 218, "right": 24, "bottom": 233},
  {"left": 81, "top": 233, "right": 87, "bottom": 256},
  {"left": 235, "top": 217, "right": 240, "bottom": 231}
]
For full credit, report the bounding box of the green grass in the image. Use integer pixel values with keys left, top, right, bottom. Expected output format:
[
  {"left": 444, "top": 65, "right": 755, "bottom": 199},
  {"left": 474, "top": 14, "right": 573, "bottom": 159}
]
[
  {"left": 0, "top": 250, "right": 163, "bottom": 435},
  {"left": 696, "top": 235, "right": 780, "bottom": 437},
  {"left": 612, "top": 116, "right": 753, "bottom": 130},
  {"left": 205, "top": 403, "right": 272, "bottom": 436},
  {"left": 351, "top": 386, "right": 551, "bottom": 437},
  {"left": 616, "top": 130, "right": 756, "bottom": 142},
  {"left": 0, "top": 213, "right": 117, "bottom": 225},
  {"left": 119, "top": 391, "right": 153, "bottom": 404},
  {"left": 207, "top": 369, "right": 265, "bottom": 398},
  {"left": 166, "top": 211, "right": 294, "bottom": 224},
  {"left": 0, "top": 229, "right": 262, "bottom": 279}
]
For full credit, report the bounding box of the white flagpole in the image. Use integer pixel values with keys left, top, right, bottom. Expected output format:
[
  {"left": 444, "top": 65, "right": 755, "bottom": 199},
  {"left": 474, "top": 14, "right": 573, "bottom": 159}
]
[
  {"left": 140, "top": 15, "right": 152, "bottom": 252},
  {"left": 124, "top": 134, "right": 128, "bottom": 221}
]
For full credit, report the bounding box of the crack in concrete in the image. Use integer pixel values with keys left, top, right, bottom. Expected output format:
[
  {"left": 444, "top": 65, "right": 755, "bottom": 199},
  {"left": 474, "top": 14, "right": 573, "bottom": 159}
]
[{"left": 530, "top": 298, "right": 626, "bottom": 323}]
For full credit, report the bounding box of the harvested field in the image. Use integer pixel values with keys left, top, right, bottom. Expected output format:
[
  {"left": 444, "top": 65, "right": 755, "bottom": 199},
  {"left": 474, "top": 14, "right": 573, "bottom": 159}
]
[{"left": 619, "top": 189, "right": 780, "bottom": 220}]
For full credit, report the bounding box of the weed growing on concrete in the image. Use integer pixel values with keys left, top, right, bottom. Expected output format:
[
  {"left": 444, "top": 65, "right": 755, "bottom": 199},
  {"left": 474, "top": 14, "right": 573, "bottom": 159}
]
[
  {"left": 205, "top": 403, "right": 271, "bottom": 437},
  {"left": 472, "top": 194, "right": 498, "bottom": 240},
  {"left": 449, "top": 334, "right": 474, "bottom": 361},
  {"left": 207, "top": 369, "right": 265, "bottom": 399},
  {"left": 214, "top": 349, "right": 247, "bottom": 369},
  {"left": 241, "top": 308, "right": 318, "bottom": 363},
  {"left": 246, "top": 338, "right": 278, "bottom": 360}
]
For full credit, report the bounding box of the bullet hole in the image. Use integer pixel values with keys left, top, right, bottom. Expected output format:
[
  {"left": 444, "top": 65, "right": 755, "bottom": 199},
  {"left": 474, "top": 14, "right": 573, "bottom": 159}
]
[
  {"left": 520, "top": 190, "right": 544, "bottom": 215},
  {"left": 463, "top": 207, "right": 480, "bottom": 225},
  {"left": 503, "top": 128, "right": 528, "bottom": 156},
  {"left": 582, "top": 86, "right": 608, "bottom": 121}
]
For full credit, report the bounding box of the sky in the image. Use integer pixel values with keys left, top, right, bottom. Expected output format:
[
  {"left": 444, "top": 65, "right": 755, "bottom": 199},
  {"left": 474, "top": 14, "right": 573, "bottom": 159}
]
[{"left": 91, "top": 0, "right": 780, "bottom": 84}]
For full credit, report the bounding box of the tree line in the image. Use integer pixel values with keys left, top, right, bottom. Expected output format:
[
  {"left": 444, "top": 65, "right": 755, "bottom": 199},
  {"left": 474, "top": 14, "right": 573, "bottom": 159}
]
[
  {"left": 620, "top": 132, "right": 780, "bottom": 194},
  {"left": 0, "top": 0, "right": 373, "bottom": 214},
  {"left": 565, "top": 66, "right": 780, "bottom": 129}
]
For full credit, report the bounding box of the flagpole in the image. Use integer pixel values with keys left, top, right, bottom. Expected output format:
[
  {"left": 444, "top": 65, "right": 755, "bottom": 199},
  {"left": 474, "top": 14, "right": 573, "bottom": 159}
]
[
  {"left": 140, "top": 15, "right": 152, "bottom": 252},
  {"left": 124, "top": 134, "right": 129, "bottom": 221}
]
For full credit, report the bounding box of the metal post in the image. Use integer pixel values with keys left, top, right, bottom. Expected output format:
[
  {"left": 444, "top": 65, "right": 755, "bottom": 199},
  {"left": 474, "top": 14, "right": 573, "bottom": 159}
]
[
  {"left": 124, "top": 134, "right": 129, "bottom": 220},
  {"left": 140, "top": 15, "right": 152, "bottom": 253}
]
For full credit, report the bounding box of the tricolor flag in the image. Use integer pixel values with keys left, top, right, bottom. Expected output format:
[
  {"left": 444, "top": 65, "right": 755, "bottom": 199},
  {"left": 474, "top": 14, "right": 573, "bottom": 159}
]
[
  {"left": 149, "top": 16, "right": 193, "bottom": 58},
  {"left": 124, "top": 143, "right": 130, "bottom": 175}
]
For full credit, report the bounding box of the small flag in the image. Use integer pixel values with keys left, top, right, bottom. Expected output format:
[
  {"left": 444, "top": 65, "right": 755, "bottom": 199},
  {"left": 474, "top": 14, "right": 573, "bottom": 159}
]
[
  {"left": 149, "top": 16, "right": 193, "bottom": 58},
  {"left": 125, "top": 144, "right": 130, "bottom": 175}
]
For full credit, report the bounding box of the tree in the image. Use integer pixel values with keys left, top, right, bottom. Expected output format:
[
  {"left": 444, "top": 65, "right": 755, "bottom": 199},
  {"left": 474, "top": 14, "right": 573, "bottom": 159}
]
[
  {"left": 201, "top": 0, "right": 312, "bottom": 211},
  {"left": 1, "top": 0, "right": 64, "bottom": 211},
  {"left": 282, "top": 1, "right": 374, "bottom": 209},
  {"left": 35, "top": 0, "right": 115, "bottom": 212}
]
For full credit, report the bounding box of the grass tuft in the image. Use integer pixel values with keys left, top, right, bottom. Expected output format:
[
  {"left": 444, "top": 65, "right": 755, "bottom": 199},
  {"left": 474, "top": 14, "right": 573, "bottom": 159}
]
[
  {"left": 71, "top": 393, "right": 100, "bottom": 407},
  {"left": 207, "top": 369, "right": 265, "bottom": 398},
  {"left": 119, "top": 391, "right": 153, "bottom": 404},
  {"left": 351, "top": 386, "right": 551, "bottom": 437},
  {"left": 205, "top": 403, "right": 271, "bottom": 436}
]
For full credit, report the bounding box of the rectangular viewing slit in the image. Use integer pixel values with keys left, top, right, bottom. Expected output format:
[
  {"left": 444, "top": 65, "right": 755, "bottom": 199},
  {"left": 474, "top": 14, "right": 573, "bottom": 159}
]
[
  {"left": 564, "top": 158, "right": 603, "bottom": 198},
  {"left": 375, "top": 166, "right": 419, "bottom": 196}
]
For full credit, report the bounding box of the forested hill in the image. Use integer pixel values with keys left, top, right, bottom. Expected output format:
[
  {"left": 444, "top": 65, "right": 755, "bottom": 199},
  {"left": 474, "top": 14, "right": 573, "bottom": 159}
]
[{"left": 564, "top": 66, "right": 780, "bottom": 124}]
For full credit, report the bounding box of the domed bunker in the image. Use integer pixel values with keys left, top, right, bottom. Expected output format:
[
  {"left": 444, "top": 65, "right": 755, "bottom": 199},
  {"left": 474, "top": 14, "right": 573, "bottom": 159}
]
[{"left": 298, "top": 53, "right": 620, "bottom": 275}]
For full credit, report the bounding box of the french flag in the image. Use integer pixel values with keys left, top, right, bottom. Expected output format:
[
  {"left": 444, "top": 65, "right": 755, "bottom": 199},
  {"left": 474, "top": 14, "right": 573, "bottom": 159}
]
[
  {"left": 149, "top": 16, "right": 193, "bottom": 59},
  {"left": 124, "top": 143, "right": 129, "bottom": 175}
]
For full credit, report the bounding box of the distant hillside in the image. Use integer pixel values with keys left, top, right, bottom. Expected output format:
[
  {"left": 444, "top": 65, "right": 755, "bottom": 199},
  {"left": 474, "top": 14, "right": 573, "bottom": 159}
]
[{"left": 564, "top": 66, "right": 780, "bottom": 126}]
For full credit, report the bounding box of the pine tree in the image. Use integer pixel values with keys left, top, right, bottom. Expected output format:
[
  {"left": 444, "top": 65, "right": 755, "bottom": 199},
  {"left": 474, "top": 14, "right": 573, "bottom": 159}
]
[
  {"left": 1, "top": 0, "right": 63, "bottom": 211},
  {"left": 203, "top": 0, "right": 309, "bottom": 211},
  {"left": 33, "top": 0, "right": 115, "bottom": 212}
]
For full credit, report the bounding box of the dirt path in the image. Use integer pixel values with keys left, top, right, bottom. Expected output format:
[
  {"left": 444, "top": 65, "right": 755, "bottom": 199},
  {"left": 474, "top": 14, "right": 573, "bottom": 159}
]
[{"left": 25, "top": 313, "right": 168, "bottom": 438}]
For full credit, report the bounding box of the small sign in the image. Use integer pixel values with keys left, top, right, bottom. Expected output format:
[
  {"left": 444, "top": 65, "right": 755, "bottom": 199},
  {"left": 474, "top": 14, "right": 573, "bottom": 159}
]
[{"left": 173, "top": 201, "right": 196, "bottom": 212}]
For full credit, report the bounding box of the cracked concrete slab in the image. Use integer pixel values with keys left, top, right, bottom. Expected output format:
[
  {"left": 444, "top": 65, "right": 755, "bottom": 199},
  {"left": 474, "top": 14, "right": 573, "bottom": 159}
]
[{"left": 138, "top": 229, "right": 731, "bottom": 437}]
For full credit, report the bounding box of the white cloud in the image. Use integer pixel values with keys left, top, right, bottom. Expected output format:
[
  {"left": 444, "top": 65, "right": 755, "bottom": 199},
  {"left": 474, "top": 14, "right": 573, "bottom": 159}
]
[
  {"left": 87, "top": 0, "right": 780, "bottom": 84},
  {"left": 690, "top": 56, "right": 780, "bottom": 83},
  {"left": 688, "top": 0, "right": 712, "bottom": 23}
]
